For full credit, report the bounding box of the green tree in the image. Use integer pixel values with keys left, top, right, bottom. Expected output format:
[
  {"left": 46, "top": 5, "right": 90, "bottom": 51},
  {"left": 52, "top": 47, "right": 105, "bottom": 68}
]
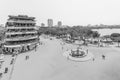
[{"left": 111, "top": 33, "right": 120, "bottom": 47}]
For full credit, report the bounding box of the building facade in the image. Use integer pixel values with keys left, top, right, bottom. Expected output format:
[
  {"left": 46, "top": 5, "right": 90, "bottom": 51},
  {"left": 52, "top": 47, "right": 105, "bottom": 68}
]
[
  {"left": 47, "top": 19, "right": 53, "bottom": 27},
  {"left": 57, "top": 21, "right": 62, "bottom": 27},
  {"left": 4, "top": 15, "right": 39, "bottom": 54},
  {"left": 41, "top": 23, "right": 45, "bottom": 27}
]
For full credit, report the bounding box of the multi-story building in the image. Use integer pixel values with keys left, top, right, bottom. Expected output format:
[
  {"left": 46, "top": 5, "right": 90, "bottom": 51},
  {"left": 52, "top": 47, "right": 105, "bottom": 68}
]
[
  {"left": 4, "top": 15, "right": 39, "bottom": 54},
  {"left": 41, "top": 23, "right": 45, "bottom": 27},
  {"left": 47, "top": 19, "right": 53, "bottom": 27},
  {"left": 57, "top": 21, "right": 62, "bottom": 27}
]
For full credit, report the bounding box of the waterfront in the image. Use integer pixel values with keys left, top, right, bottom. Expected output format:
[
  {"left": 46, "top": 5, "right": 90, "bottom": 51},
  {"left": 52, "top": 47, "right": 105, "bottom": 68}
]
[{"left": 92, "top": 29, "right": 120, "bottom": 36}]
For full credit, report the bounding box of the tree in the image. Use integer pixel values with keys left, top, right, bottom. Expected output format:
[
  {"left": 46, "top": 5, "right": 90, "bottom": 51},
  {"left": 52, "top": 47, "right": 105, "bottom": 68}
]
[
  {"left": 111, "top": 33, "right": 120, "bottom": 37},
  {"left": 111, "top": 33, "right": 120, "bottom": 47},
  {"left": 92, "top": 31, "right": 100, "bottom": 38}
]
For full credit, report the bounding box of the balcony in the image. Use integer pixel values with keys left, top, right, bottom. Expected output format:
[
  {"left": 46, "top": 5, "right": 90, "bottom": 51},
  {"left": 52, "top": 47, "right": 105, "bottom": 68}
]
[
  {"left": 6, "top": 26, "right": 37, "bottom": 29},
  {"left": 6, "top": 31, "right": 37, "bottom": 35},
  {"left": 6, "top": 28, "right": 37, "bottom": 32},
  {"left": 7, "top": 20, "right": 35, "bottom": 24},
  {"left": 4, "top": 41, "right": 38, "bottom": 47},
  {"left": 5, "top": 35, "right": 38, "bottom": 41}
]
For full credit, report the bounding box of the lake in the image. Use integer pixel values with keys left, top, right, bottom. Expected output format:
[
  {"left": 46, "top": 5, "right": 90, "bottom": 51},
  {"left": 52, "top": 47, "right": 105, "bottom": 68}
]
[{"left": 92, "top": 29, "right": 120, "bottom": 36}]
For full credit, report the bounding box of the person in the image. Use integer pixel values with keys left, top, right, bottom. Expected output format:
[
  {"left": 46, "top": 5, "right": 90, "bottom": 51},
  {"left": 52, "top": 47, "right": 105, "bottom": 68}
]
[
  {"left": 4, "top": 67, "right": 8, "bottom": 74},
  {"left": 26, "top": 56, "right": 28, "bottom": 60},
  {"left": 0, "top": 73, "right": 2, "bottom": 78},
  {"left": 35, "top": 44, "right": 37, "bottom": 52},
  {"left": 26, "top": 55, "right": 29, "bottom": 60},
  {"left": 93, "top": 58, "right": 95, "bottom": 61},
  {"left": 102, "top": 55, "right": 105, "bottom": 60},
  {"left": 10, "top": 58, "right": 14, "bottom": 65}
]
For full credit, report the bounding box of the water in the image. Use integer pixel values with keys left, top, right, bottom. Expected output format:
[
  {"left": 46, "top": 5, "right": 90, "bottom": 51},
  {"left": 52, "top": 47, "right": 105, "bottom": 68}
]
[{"left": 92, "top": 29, "right": 120, "bottom": 36}]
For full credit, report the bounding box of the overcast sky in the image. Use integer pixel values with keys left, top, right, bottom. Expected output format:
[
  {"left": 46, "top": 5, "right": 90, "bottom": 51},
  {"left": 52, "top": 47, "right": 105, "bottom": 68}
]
[{"left": 0, "top": 0, "right": 120, "bottom": 26}]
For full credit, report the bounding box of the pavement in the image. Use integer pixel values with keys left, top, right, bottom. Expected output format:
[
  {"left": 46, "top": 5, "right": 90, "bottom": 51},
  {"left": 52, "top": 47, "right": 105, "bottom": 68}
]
[{"left": 1, "top": 36, "right": 120, "bottom": 80}]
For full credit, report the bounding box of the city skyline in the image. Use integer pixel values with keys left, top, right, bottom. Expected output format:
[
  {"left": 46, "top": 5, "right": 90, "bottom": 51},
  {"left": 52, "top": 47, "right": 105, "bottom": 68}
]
[{"left": 0, "top": 0, "right": 120, "bottom": 26}]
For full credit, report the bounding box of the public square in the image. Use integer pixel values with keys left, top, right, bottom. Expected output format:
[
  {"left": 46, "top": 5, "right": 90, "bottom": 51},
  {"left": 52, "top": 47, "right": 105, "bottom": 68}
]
[{"left": 1, "top": 36, "right": 120, "bottom": 80}]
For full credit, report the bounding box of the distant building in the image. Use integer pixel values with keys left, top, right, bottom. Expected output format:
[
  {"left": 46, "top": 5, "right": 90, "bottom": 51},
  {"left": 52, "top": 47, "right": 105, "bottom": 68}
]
[
  {"left": 0, "top": 25, "right": 5, "bottom": 45},
  {"left": 41, "top": 23, "right": 45, "bottom": 27},
  {"left": 47, "top": 19, "right": 53, "bottom": 27},
  {"left": 57, "top": 21, "right": 62, "bottom": 27}
]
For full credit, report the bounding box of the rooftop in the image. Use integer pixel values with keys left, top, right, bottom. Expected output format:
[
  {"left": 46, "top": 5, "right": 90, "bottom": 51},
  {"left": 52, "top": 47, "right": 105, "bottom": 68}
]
[{"left": 8, "top": 15, "right": 35, "bottom": 20}]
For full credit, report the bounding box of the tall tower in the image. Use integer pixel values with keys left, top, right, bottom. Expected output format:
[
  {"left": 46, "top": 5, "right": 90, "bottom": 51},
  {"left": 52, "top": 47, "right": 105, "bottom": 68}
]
[
  {"left": 47, "top": 19, "right": 53, "bottom": 27},
  {"left": 57, "top": 21, "right": 62, "bottom": 27}
]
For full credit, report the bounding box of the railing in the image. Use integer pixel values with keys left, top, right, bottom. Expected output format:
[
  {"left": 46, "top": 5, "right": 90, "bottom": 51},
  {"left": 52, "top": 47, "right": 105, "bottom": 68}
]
[
  {"left": 5, "top": 36, "right": 38, "bottom": 41},
  {"left": 6, "top": 29, "right": 36, "bottom": 32},
  {"left": 6, "top": 33, "right": 37, "bottom": 38},
  {"left": 6, "top": 26, "right": 37, "bottom": 29},
  {"left": 6, "top": 31, "right": 37, "bottom": 35},
  {"left": 4, "top": 40, "right": 38, "bottom": 46},
  {"left": 7, "top": 20, "right": 35, "bottom": 23}
]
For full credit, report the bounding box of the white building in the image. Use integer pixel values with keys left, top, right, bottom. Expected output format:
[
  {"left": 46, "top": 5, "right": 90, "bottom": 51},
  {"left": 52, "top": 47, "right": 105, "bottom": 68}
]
[{"left": 4, "top": 15, "right": 39, "bottom": 54}]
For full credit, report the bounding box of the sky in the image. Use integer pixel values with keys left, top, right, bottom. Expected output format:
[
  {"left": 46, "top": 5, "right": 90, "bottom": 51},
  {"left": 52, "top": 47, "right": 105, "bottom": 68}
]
[{"left": 0, "top": 0, "right": 120, "bottom": 26}]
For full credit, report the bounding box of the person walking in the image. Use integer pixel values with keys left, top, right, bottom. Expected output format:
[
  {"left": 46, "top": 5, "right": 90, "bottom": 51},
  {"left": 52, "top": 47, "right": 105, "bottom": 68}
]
[
  {"left": 102, "top": 54, "right": 105, "bottom": 60},
  {"left": 25, "top": 56, "right": 28, "bottom": 60},
  {"left": 4, "top": 67, "right": 8, "bottom": 74},
  {"left": 0, "top": 73, "right": 2, "bottom": 79},
  {"left": 35, "top": 44, "right": 37, "bottom": 52},
  {"left": 62, "top": 46, "right": 63, "bottom": 50},
  {"left": 10, "top": 58, "right": 14, "bottom": 65}
]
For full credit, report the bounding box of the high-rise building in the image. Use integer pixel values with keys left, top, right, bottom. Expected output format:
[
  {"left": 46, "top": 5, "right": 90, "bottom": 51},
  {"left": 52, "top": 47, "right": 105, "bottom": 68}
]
[
  {"left": 41, "top": 23, "right": 45, "bottom": 27},
  {"left": 4, "top": 15, "right": 39, "bottom": 54},
  {"left": 47, "top": 19, "right": 53, "bottom": 27},
  {"left": 57, "top": 21, "right": 62, "bottom": 27}
]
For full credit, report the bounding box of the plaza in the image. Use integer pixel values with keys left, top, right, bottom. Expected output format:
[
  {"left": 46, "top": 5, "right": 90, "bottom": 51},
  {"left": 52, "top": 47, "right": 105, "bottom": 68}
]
[{"left": 0, "top": 36, "right": 120, "bottom": 80}]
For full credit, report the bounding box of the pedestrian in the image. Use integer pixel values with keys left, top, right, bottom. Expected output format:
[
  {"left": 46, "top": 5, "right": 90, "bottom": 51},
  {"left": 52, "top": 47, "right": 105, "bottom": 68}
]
[
  {"left": 102, "top": 55, "right": 105, "bottom": 60},
  {"left": 35, "top": 44, "right": 37, "bottom": 52},
  {"left": 93, "top": 58, "right": 95, "bottom": 61},
  {"left": 25, "top": 56, "right": 28, "bottom": 60},
  {"left": 0, "top": 73, "right": 2, "bottom": 78},
  {"left": 4, "top": 67, "right": 8, "bottom": 74},
  {"left": 62, "top": 46, "right": 64, "bottom": 50},
  {"left": 10, "top": 58, "right": 14, "bottom": 65}
]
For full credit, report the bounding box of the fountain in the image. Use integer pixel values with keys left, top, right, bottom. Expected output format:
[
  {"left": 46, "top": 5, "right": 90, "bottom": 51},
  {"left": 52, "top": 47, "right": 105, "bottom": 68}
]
[
  {"left": 63, "top": 47, "right": 93, "bottom": 62},
  {"left": 70, "top": 47, "right": 87, "bottom": 58}
]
